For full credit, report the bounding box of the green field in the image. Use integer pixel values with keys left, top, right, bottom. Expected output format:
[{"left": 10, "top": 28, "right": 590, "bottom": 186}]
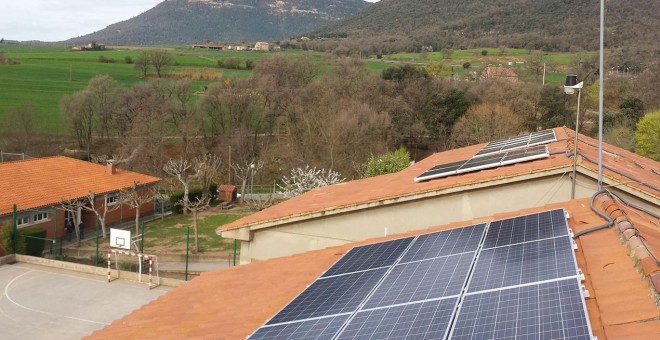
[{"left": 0, "top": 44, "right": 590, "bottom": 134}]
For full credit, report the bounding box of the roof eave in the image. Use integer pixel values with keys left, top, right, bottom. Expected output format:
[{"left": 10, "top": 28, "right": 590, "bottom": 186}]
[{"left": 219, "top": 165, "right": 573, "bottom": 238}]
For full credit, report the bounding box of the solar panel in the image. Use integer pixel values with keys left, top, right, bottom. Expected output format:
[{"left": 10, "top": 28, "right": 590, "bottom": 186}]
[
  {"left": 266, "top": 268, "right": 388, "bottom": 325},
  {"left": 451, "top": 279, "right": 592, "bottom": 340},
  {"left": 414, "top": 146, "right": 549, "bottom": 182},
  {"left": 252, "top": 209, "right": 593, "bottom": 340},
  {"left": 364, "top": 252, "right": 474, "bottom": 308},
  {"left": 483, "top": 209, "right": 568, "bottom": 249},
  {"left": 413, "top": 160, "right": 466, "bottom": 182},
  {"left": 401, "top": 223, "right": 486, "bottom": 263},
  {"left": 457, "top": 153, "right": 505, "bottom": 173},
  {"left": 475, "top": 129, "right": 557, "bottom": 157},
  {"left": 249, "top": 314, "right": 350, "bottom": 340},
  {"left": 322, "top": 237, "right": 414, "bottom": 277},
  {"left": 500, "top": 145, "right": 549, "bottom": 165},
  {"left": 336, "top": 298, "right": 458, "bottom": 340},
  {"left": 467, "top": 237, "right": 578, "bottom": 292}
]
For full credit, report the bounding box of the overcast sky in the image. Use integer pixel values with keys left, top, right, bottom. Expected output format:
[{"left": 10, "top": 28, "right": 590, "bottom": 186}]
[{"left": 1, "top": 0, "right": 380, "bottom": 42}]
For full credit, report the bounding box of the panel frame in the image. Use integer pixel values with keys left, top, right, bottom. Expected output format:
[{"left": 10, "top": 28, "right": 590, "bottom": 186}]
[{"left": 474, "top": 129, "right": 557, "bottom": 157}]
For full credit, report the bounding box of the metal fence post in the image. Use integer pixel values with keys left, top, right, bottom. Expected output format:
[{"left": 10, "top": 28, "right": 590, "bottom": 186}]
[
  {"left": 185, "top": 226, "right": 190, "bottom": 281},
  {"left": 140, "top": 221, "right": 145, "bottom": 254},
  {"left": 95, "top": 217, "right": 100, "bottom": 265},
  {"left": 12, "top": 204, "right": 17, "bottom": 253}
]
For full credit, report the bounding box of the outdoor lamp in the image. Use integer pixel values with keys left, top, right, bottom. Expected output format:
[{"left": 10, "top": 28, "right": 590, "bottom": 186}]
[{"left": 564, "top": 75, "right": 583, "bottom": 199}]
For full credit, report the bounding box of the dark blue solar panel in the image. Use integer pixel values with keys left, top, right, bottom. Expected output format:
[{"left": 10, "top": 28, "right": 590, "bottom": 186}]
[
  {"left": 500, "top": 145, "right": 548, "bottom": 164},
  {"left": 364, "top": 252, "right": 475, "bottom": 308},
  {"left": 322, "top": 237, "right": 414, "bottom": 277},
  {"left": 451, "top": 279, "right": 591, "bottom": 340},
  {"left": 468, "top": 236, "right": 577, "bottom": 292},
  {"left": 414, "top": 160, "right": 466, "bottom": 181},
  {"left": 483, "top": 209, "right": 568, "bottom": 249},
  {"left": 249, "top": 314, "right": 350, "bottom": 340},
  {"left": 336, "top": 298, "right": 458, "bottom": 340},
  {"left": 401, "top": 224, "right": 486, "bottom": 263},
  {"left": 475, "top": 129, "right": 556, "bottom": 157},
  {"left": 459, "top": 153, "right": 504, "bottom": 171},
  {"left": 267, "top": 268, "right": 387, "bottom": 325}
]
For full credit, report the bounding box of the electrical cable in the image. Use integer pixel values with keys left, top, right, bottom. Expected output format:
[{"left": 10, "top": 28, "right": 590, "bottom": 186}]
[{"left": 573, "top": 190, "right": 613, "bottom": 238}]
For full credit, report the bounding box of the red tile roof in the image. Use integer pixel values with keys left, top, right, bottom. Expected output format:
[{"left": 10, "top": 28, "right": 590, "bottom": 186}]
[
  {"left": 218, "top": 127, "right": 659, "bottom": 233},
  {"left": 87, "top": 199, "right": 660, "bottom": 339},
  {"left": 0, "top": 156, "right": 160, "bottom": 216}
]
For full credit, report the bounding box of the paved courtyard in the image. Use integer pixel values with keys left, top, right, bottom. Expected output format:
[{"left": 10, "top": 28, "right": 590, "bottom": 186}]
[{"left": 0, "top": 262, "right": 171, "bottom": 339}]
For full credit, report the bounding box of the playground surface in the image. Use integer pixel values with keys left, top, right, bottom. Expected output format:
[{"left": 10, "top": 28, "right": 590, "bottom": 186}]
[{"left": 0, "top": 262, "right": 171, "bottom": 339}]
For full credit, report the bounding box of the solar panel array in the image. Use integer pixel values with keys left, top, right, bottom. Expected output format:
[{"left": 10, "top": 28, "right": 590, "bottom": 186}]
[
  {"left": 475, "top": 129, "right": 557, "bottom": 157},
  {"left": 414, "top": 145, "right": 549, "bottom": 182},
  {"left": 414, "top": 129, "right": 557, "bottom": 183},
  {"left": 249, "top": 209, "right": 594, "bottom": 339}
]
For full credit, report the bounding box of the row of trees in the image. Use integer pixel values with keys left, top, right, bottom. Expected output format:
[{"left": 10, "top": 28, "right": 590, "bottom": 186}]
[{"left": 39, "top": 54, "right": 659, "bottom": 189}]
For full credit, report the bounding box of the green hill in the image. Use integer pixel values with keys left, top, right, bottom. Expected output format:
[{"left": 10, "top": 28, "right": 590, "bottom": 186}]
[
  {"left": 63, "top": 0, "right": 369, "bottom": 45},
  {"left": 313, "top": 0, "right": 660, "bottom": 52}
]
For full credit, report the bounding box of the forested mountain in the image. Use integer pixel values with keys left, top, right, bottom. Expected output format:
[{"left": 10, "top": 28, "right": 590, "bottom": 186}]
[
  {"left": 63, "top": 0, "right": 369, "bottom": 45},
  {"left": 313, "top": 0, "right": 660, "bottom": 52}
]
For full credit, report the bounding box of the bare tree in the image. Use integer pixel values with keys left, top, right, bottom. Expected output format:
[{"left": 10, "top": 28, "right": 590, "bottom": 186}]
[
  {"left": 148, "top": 50, "right": 173, "bottom": 78},
  {"left": 119, "top": 182, "right": 153, "bottom": 235},
  {"left": 193, "top": 154, "right": 222, "bottom": 201},
  {"left": 178, "top": 196, "right": 210, "bottom": 253},
  {"left": 81, "top": 191, "right": 122, "bottom": 238},
  {"left": 150, "top": 185, "right": 169, "bottom": 221},
  {"left": 163, "top": 158, "right": 198, "bottom": 214},
  {"left": 231, "top": 160, "right": 264, "bottom": 199},
  {"left": 60, "top": 196, "right": 89, "bottom": 245},
  {"left": 2, "top": 103, "right": 38, "bottom": 153},
  {"left": 134, "top": 52, "right": 150, "bottom": 77}
]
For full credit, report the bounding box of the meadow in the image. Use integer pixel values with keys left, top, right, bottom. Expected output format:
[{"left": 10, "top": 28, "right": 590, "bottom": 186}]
[{"left": 0, "top": 44, "right": 584, "bottom": 134}]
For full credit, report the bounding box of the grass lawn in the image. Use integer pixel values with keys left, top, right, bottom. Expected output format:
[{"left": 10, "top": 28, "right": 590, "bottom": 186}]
[{"left": 142, "top": 210, "right": 247, "bottom": 254}]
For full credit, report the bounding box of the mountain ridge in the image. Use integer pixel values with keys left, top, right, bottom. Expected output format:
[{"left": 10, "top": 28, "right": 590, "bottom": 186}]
[{"left": 63, "top": 0, "right": 369, "bottom": 45}]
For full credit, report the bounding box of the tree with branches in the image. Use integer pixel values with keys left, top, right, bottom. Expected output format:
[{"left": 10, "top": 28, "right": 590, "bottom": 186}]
[
  {"left": 178, "top": 196, "right": 210, "bottom": 253},
  {"left": 193, "top": 154, "right": 222, "bottom": 201},
  {"left": 231, "top": 160, "right": 263, "bottom": 199},
  {"left": 119, "top": 182, "right": 152, "bottom": 235},
  {"left": 59, "top": 196, "right": 89, "bottom": 245},
  {"left": 277, "top": 165, "right": 344, "bottom": 198},
  {"left": 81, "top": 191, "right": 122, "bottom": 238},
  {"left": 164, "top": 158, "right": 196, "bottom": 214}
]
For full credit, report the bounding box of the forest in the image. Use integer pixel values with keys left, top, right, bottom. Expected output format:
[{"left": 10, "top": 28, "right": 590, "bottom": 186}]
[{"left": 1, "top": 52, "right": 658, "bottom": 187}]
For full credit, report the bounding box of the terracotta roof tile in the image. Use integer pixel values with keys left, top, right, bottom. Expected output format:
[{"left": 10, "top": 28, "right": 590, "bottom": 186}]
[
  {"left": 88, "top": 199, "right": 660, "bottom": 339},
  {"left": 0, "top": 156, "right": 160, "bottom": 216},
  {"left": 219, "top": 127, "right": 658, "bottom": 233}
]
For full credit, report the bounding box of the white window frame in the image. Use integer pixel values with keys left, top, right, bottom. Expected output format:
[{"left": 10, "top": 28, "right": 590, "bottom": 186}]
[
  {"left": 17, "top": 216, "right": 30, "bottom": 226},
  {"left": 33, "top": 212, "right": 49, "bottom": 223},
  {"left": 106, "top": 195, "right": 118, "bottom": 206}
]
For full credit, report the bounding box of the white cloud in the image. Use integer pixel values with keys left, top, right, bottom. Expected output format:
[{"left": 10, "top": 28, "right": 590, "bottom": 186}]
[{"left": 0, "top": 0, "right": 162, "bottom": 41}]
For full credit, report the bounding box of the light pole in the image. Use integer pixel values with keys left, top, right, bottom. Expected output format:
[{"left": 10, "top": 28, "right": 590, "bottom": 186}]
[
  {"left": 597, "top": 0, "right": 604, "bottom": 191},
  {"left": 564, "top": 75, "right": 583, "bottom": 199}
]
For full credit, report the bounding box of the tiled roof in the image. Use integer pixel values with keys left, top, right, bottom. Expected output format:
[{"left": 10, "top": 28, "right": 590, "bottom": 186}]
[
  {"left": 218, "top": 127, "right": 659, "bottom": 233},
  {"left": 87, "top": 199, "right": 660, "bottom": 339},
  {"left": 0, "top": 156, "right": 160, "bottom": 216}
]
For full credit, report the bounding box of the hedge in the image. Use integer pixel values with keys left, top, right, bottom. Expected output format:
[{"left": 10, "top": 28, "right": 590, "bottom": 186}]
[
  {"left": 170, "top": 184, "right": 218, "bottom": 214},
  {"left": 21, "top": 227, "right": 48, "bottom": 256}
]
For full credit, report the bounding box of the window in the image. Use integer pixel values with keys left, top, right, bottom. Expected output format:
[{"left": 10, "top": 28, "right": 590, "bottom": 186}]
[
  {"left": 17, "top": 216, "right": 29, "bottom": 226},
  {"left": 33, "top": 212, "right": 48, "bottom": 223},
  {"left": 106, "top": 195, "right": 118, "bottom": 205}
]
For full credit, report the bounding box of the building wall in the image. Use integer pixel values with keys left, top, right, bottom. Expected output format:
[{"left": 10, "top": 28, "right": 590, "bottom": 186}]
[
  {"left": 240, "top": 172, "right": 658, "bottom": 264},
  {"left": 241, "top": 174, "right": 577, "bottom": 264}
]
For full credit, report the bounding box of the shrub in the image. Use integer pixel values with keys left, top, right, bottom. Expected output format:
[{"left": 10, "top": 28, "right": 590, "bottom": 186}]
[
  {"left": 22, "top": 227, "right": 47, "bottom": 256},
  {"left": 98, "top": 55, "right": 115, "bottom": 63},
  {"left": 124, "top": 55, "right": 133, "bottom": 64},
  {"left": 481, "top": 50, "right": 488, "bottom": 56},
  {"left": 245, "top": 59, "right": 255, "bottom": 70},
  {"left": 169, "top": 188, "right": 204, "bottom": 214},
  {"left": 364, "top": 147, "right": 411, "bottom": 178}
]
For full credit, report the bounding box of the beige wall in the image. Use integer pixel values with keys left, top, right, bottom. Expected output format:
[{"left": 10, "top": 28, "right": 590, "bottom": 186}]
[
  {"left": 238, "top": 171, "right": 658, "bottom": 264},
  {"left": 241, "top": 174, "right": 576, "bottom": 263}
]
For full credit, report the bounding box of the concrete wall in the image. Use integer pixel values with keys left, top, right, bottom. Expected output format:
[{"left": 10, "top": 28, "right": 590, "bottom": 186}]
[{"left": 241, "top": 174, "right": 578, "bottom": 263}]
